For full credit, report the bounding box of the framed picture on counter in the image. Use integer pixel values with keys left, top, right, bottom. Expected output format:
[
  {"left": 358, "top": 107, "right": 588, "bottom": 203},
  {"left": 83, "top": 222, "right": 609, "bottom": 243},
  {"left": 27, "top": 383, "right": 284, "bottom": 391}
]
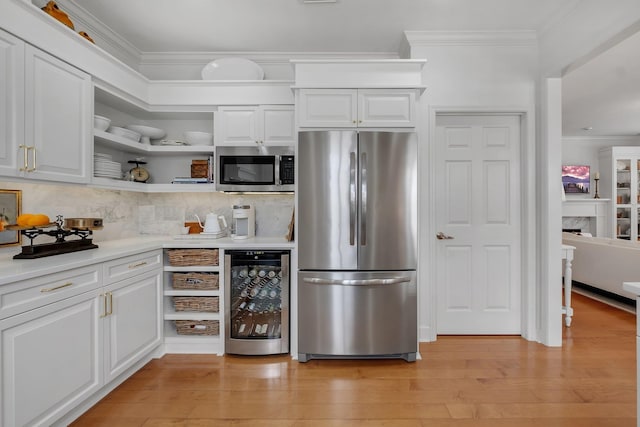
[{"left": 0, "top": 189, "right": 22, "bottom": 247}]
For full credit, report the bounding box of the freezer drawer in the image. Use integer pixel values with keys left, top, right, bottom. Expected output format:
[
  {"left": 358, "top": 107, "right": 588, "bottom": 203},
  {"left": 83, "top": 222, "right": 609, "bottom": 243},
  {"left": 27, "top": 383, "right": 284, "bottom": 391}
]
[{"left": 298, "top": 270, "right": 417, "bottom": 362}]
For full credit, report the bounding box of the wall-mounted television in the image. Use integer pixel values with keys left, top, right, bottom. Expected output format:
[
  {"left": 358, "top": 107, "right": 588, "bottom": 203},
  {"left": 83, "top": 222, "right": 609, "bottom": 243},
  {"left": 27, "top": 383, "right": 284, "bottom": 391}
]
[{"left": 562, "top": 165, "right": 590, "bottom": 194}]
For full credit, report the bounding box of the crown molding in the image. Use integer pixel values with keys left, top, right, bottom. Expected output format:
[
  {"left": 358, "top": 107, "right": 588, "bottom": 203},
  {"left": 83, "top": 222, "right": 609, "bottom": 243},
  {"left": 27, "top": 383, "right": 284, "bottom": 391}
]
[
  {"left": 139, "top": 51, "right": 400, "bottom": 68},
  {"left": 404, "top": 30, "right": 538, "bottom": 47},
  {"left": 57, "top": 0, "right": 142, "bottom": 69}
]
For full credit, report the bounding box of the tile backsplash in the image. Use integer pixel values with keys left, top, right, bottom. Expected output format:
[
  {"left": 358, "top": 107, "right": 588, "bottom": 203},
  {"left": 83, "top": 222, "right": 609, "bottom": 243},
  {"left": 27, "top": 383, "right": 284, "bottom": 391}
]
[{"left": 0, "top": 182, "right": 294, "bottom": 252}]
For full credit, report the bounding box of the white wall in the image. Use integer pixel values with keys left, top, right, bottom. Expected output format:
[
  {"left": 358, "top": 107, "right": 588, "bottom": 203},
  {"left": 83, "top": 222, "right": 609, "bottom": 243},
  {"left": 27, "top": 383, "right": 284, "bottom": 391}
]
[{"left": 407, "top": 33, "right": 538, "bottom": 342}]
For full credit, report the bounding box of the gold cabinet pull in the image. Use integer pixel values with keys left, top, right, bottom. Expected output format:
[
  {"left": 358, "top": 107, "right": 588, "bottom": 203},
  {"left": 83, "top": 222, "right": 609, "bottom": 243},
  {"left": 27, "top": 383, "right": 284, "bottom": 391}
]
[
  {"left": 40, "top": 282, "right": 73, "bottom": 293},
  {"left": 128, "top": 261, "right": 148, "bottom": 269},
  {"left": 19, "top": 144, "right": 28, "bottom": 171},
  {"left": 107, "top": 292, "right": 113, "bottom": 315},
  {"left": 28, "top": 146, "right": 37, "bottom": 172},
  {"left": 100, "top": 293, "right": 108, "bottom": 318}
]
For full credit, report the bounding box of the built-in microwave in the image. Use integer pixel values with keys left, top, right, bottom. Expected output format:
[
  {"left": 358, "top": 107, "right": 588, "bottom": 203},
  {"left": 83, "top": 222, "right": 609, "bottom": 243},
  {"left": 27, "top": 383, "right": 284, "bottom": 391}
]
[{"left": 216, "top": 146, "right": 294, "bottom": 192}]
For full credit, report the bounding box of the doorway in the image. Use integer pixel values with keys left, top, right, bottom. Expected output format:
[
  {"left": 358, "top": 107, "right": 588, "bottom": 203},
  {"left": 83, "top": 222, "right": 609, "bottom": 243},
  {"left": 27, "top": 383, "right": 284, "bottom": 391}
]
[{"left": 434, "top": 114, "right": 522, "bottom": 334}]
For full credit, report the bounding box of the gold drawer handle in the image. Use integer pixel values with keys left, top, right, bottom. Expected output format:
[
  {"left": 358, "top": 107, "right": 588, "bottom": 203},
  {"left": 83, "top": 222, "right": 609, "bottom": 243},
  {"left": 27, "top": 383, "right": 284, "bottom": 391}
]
[
  {"left": 100, "top": 293, "right": 108, "bottom": 318},
  {"left": 40, "top": 282, "right": 73, "bottom": 293},
  {"left": 128, "top": 261, "right": 148, "bottom": 269}
]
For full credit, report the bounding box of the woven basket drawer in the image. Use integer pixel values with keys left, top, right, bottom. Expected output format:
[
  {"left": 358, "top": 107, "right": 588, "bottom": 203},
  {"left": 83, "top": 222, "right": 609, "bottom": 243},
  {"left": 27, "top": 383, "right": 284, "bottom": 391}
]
[
  {"left": 174, "top": 320, "right": 219, "bottom": 335},
  {"left": 173, "top": 296, "right": 219, "bottom": 312},
  {"left": 172, "top": 272, "right": 219, "bottom": 290},
  {"left": 167, "top": 249, "right": 219, "bottom": 266}
]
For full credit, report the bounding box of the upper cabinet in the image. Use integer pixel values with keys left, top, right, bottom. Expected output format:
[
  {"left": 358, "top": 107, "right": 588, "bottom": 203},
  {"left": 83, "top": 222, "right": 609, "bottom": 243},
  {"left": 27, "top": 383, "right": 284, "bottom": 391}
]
[
  {"left": 292, "top": 60, "right": 426, "bottom": 129},
  {"left": 0, "top": 29, "right": 24, "bottom": 177},
  {"left": 24, "top": 45, "right": 92, "bottom": 183},
  {"left": 297, "top": 88, "right": 417, "bottom": 128},
  {"left": 0, "top": 28, "right": 92, "bottom": 184},
  {"left": 215, "top": 105, "right": 295, "bottom": 147}
]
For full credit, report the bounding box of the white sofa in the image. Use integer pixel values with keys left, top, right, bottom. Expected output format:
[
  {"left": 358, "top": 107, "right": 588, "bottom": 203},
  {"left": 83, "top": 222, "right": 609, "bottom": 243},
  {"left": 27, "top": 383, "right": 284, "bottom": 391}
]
[{"left": 562, "top": 232, "right": 640, "bottom": 300}]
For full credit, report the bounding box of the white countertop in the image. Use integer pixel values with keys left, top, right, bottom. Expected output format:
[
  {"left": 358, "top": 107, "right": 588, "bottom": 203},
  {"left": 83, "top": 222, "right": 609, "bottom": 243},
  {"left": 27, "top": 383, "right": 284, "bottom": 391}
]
[{"left": 0, "top": 235, "right": 295, "bottom": 286}]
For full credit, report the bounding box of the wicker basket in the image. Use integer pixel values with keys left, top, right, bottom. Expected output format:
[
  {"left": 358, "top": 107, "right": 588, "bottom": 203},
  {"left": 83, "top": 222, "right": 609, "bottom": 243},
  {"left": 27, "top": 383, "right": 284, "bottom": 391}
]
[
  {"left": 172, "top": 272, "right": 219, "bottom": 290},
  {"left": 167, "top": 249, "right": 219, "bottom": 266},
  {"left": 174, "top": 320, "right": 219, "bottom": 336},
  {"left": 173, "top": 296, "right": 219, "bottom": 312}
]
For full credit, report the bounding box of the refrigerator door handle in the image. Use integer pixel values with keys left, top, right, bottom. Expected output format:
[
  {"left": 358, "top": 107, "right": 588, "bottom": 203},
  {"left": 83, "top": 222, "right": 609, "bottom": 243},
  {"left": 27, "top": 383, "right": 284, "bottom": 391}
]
[
  {"left": 303, "top": 277, "right": 412, "bottom": 286},
  {"left": 360, "top": 152, "right": 367, "bottom": 246},
  {"left": 349, "top": 151, "right": 357, "bottom": 246}
]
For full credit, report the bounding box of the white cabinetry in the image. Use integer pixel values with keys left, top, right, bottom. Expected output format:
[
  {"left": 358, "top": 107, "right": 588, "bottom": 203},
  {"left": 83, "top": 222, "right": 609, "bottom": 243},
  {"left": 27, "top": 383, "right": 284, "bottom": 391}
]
[
  {"left": 599, "top": 147, "right": 640, "bottom": 241},
  {"left": 0, "top": 250, "right": 162, "bottom": 427},
  {"left": 101, "top": 250, "right": 163, "bottom": 382},
  {"left": 0, "top": 268, "right": 103, "bottom": 427},
  {"left": 23, "top": 45, "right": 92, "bottom": 183},
  {"left": 0, "top": 28, "right": 24, "bottom": 177},
  {"left": 0, "top": 29, "right": 91, "bottom": 183},
  {"left": 297, "top": 88, "right": 416, "bottom": 128},
  {"left": 215, "top": 105, "right": 295, "bottom": 146}
]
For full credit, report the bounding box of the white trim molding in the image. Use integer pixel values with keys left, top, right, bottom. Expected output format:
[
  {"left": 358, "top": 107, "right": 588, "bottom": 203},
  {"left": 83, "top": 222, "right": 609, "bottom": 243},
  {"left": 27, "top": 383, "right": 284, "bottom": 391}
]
[{"left": 404, "top": 30, "right": 538, "bottom": 47}]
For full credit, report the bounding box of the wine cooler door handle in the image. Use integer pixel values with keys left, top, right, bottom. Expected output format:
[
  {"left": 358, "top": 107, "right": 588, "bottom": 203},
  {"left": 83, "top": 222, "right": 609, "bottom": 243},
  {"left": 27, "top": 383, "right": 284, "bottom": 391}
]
[{"left": 303, "top": 277, "right": 411, "bottom": 286}]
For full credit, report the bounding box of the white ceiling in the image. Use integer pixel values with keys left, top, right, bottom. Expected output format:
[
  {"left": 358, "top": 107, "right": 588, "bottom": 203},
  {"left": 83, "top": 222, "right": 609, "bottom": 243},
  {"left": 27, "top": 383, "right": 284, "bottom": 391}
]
[
  {"left": 70, "top": 0, "right": 569, "bottom": 53},
  {"left": 63, "top": 0, "right": 640, "bottom": 138}
]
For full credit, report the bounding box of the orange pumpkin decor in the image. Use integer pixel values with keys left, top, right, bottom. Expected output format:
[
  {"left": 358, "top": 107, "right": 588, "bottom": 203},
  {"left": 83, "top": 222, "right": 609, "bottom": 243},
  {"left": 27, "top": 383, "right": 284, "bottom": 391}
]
[
  {"left": 41, "top": 1, "right": 74, "bottom": 30},
  {"left": 79, "top": 31, "right": 95, "bottom": 44}
]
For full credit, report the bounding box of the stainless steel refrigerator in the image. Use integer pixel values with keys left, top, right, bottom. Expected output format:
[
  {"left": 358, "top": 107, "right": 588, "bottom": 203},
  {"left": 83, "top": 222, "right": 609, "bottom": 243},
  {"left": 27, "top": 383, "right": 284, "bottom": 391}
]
[{"left": 297, "top": 130, "right": 417, "bottom": 362}]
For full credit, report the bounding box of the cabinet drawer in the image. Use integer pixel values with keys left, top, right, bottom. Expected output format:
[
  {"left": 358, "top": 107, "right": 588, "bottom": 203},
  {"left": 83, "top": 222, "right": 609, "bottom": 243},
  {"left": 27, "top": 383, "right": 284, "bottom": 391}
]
[
  {"left": 0, "top": 265, "right": 102, "bottom": 320},
  {"left": 103, "top": 250, "right": 162, "bottom": 285}
]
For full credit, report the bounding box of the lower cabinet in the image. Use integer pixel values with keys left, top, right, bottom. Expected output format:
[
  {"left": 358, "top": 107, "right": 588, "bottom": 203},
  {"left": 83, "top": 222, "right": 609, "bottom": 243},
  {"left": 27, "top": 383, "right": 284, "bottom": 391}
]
[
  {"left": 0, "top": 289, "right": 103, "bottom": 427},
  {"left": 103, "top": 270, "right": 163, "bottom": 382},
  {"left": 0, "top": 252, "right": 163, "bottom": 427}
]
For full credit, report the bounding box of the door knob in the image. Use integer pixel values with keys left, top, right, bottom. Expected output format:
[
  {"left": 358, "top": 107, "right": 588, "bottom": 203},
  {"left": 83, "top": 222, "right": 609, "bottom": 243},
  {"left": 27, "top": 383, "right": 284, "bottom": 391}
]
[{"left": 436, "top": 232, "right": 454, "bottom": 240}]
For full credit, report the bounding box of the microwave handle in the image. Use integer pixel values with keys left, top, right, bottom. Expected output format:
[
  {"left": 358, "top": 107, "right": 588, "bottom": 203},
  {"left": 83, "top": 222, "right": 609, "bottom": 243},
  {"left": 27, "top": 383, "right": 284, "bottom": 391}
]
[{"left": 276, "top": 155, "right": 282, "bottom": 186}]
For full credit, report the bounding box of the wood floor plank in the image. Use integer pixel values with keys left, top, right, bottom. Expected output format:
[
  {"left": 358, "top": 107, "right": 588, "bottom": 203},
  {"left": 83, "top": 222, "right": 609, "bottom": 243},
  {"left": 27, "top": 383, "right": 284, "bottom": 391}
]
[{"left": 71, "top": 293, "right": 638, "bottom": 427}]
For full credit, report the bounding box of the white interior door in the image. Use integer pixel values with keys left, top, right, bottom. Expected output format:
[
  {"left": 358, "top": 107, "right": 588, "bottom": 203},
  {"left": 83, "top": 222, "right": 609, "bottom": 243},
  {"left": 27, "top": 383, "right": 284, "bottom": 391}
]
[{"left": 435, "top": 114, "right": 521, "bottom": 334}]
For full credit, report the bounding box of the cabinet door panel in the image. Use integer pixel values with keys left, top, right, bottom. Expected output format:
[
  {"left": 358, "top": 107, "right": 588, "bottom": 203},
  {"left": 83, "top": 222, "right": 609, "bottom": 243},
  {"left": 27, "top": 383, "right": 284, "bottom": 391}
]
[
  {"left": 215, "top": 107, "right": 259, "bottom": 146},
  {"left": 104, "top": 271, "right": 162, "bottom": 382},
  {"left": 262, "top": 106, "right": 295, "bottom": 145},
  {"left": 298, "top": 89, "right": 357, "bottom": 128},
  {"left": 24, "top": 45, "right": 91, "bottom": 183},
  {"left": 0, "top": 29, "right": 23, "bottom": 177},
  {"left": 358, "top": 89, "right": 416, "bottom": 127},
  {"left": 1, "top": 290, "right": 102, "bottom": 427}
]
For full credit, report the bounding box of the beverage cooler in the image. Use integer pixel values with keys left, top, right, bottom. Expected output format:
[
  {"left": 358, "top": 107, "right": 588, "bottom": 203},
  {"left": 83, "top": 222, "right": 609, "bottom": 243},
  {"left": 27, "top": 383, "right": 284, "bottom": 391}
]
[{"left": 225, "top": 250, "right": 289, "bottom": 355}]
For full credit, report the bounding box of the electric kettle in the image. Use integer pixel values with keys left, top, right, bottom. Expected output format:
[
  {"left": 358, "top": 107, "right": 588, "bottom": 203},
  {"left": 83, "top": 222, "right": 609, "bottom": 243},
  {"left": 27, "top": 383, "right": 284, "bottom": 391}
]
[{"left": 194, "top": 213, "right": 227, "bottom": 234}]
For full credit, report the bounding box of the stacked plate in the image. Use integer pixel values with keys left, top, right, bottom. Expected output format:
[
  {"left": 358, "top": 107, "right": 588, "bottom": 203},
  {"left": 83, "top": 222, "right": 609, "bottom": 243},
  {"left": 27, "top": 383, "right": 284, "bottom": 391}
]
[{"left": 94, "top": 153, "right": 123, "bottom": 179}]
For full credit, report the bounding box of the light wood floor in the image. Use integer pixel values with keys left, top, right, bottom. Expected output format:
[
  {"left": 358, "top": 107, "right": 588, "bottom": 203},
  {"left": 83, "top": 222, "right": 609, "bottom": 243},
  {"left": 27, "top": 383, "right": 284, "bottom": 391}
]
[{"left": 71, "top": 293, "right": 637, "bottom": 426}]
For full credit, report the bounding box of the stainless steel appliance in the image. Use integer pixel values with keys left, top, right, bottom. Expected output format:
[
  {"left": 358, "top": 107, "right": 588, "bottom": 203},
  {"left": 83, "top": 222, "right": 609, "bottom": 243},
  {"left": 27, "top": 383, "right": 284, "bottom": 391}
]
[
  {"left": 231, "top": 204, "right": 255, "bottom": 239},
  {"left": 297, "top": 130, "right": 417, "bottom": 362},
  {"left": 225, "top": 250, "right": 290, "bottom": 355},
  {"left": 216, "top": 146, "right": 294, "bottom": 192}
]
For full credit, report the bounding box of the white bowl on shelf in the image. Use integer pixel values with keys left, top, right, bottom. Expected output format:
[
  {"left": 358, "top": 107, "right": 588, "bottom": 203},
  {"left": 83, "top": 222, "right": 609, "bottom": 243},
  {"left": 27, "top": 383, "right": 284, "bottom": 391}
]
[
  {"left": 108, "top": 126, "right": 141, "bottom": 142},
  {"left": 125, "top": 125, "right": 166, "bottom": 145},
  {"left": 184, "top": 131, "right": 213, "bottom": 146},
  {"left": 94, "top": 115, "right": 111, "bottom": 131}
]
